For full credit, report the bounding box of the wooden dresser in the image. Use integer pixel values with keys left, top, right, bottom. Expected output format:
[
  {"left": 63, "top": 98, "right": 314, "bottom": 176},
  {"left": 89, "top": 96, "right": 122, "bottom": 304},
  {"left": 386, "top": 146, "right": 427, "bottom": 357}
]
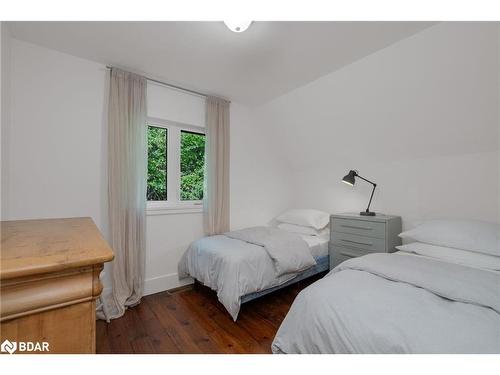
[{"left": 0, "top": 217, "right": 114, "bottom": 354}]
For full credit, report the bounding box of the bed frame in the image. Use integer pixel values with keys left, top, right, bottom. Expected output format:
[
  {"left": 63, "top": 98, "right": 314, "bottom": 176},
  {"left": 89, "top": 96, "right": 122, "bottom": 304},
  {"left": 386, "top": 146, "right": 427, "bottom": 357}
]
[{"left": 240, "top": 255, "right": 329, "bottom": 304}]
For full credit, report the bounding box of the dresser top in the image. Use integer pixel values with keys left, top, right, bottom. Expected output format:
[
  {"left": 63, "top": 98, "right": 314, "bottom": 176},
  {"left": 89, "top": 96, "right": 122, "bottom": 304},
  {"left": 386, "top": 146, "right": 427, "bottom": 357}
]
[
  {"left": 331, "top": 212, "right": 400, "bottom": 223},
  {"left": 1, "top": 217, "right": 114, "bottom": 280}
]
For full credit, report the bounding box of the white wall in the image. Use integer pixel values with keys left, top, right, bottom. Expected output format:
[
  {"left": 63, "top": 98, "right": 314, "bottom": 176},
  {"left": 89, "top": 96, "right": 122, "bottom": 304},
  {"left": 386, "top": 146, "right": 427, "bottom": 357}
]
[
  {"left": 1, "top": 37, "right": 291, "bottom": 294},
  {"left": 2, "top": 39, "right": 109, "bottom": 228},
  {"left": 147, "top": 82, "right": 205, "bottom": 127},
  {"left": 1, "top": 23, "right": 12, "bottom": 220},
  {"left": 256, "top": 22, "right": 500, "bottom": 229},
  {"left": 498, "top": 25, "right": 500, "bottom": 225},
  {"left": 1, "top": 23, "right": 3, "bottom": 219},
  {"left": 230, "top": 103, "right": 293, "bottom": 230}
]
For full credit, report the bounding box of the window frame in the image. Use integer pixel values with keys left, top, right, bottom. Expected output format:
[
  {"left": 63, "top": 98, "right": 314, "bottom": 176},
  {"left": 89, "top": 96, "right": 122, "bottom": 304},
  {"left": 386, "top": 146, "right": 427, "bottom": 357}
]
[{"left": 146, "top": 116, "right": 205, "bottom": 215}]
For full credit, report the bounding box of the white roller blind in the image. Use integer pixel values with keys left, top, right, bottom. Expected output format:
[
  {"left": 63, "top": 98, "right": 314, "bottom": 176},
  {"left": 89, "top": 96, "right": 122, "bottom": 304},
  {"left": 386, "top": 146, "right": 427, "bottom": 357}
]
[{"left": 147, "top": 82, "right": 205, "bottom": 127}]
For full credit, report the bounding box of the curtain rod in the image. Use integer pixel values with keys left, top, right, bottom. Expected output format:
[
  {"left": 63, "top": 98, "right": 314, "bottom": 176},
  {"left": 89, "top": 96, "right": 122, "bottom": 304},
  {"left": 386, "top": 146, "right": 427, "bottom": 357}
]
[{"left": 106, "top": 66, "right": 230, "bottom": 102}]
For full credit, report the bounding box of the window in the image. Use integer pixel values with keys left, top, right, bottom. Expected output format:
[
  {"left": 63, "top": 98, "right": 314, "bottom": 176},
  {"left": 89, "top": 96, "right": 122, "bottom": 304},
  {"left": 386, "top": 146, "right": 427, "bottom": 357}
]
[
  {"left": 146, "top": 119, "right": 205, "bottom": 212},
  {"left": 147, "top": 126, "right": 167, "bottom": 201},
  {"left": 180, "top": 131, "right": 205, "bottom": 201}
]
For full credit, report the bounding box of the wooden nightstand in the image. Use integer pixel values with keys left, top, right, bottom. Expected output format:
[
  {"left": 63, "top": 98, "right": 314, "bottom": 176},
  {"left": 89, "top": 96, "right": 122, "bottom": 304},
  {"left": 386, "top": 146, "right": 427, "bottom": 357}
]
[{"left": 329, "top": 213, "right": 402, "bottom": 269}]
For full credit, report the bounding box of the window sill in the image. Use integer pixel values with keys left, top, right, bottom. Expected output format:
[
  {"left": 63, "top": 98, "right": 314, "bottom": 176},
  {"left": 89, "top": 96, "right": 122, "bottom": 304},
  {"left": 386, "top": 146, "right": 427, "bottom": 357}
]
[{"left": 146, "top": 202, "right": 203, "bottom": 216}]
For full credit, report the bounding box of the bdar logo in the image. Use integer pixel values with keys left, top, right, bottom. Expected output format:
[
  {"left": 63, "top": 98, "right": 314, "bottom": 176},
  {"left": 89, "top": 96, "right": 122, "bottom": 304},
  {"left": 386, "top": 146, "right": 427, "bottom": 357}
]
[
  {"left": 0, "top": 339, "right": 49, "bottom": 354},
  {"left": 1, "top": 339, "right": 17, "bottom": 354}
]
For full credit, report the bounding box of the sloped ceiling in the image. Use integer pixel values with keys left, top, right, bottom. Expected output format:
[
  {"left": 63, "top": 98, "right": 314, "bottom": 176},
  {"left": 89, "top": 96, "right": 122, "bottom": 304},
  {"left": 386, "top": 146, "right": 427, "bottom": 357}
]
[
  {"left": 8, "top": 21, "right": 435, "bottom": 105},
  {"left": 255, "top": 22, "right": 500, "bottom": 167}
]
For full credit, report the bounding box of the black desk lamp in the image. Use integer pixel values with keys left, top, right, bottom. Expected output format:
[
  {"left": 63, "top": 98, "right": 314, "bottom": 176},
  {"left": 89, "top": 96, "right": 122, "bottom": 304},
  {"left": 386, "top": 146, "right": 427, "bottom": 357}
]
[{"left": 342, "top": 170, "right": 377, "bottom": 216}]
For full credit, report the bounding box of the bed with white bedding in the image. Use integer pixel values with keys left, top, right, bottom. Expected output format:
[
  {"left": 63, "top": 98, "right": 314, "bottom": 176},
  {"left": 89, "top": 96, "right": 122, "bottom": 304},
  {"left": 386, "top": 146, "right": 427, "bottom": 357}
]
[
  {"left": 272, "top": 219, "right": 500, "bottom": 354},
  {"left": 178, "top": 226, "right": 329, "bottom": 321}
]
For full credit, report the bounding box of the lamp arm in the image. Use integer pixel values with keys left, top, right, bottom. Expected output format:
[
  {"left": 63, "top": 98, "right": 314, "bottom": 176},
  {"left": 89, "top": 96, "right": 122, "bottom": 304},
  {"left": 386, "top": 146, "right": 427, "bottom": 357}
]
[
  {"left": 356, "top": 174, "right": 376, "bottom": 186},
  {"left": 355, "top": 174, "right": 376, "bottom": 213},
  {"left": 365, "top": 183, "right": 377, "bottom": 213}
]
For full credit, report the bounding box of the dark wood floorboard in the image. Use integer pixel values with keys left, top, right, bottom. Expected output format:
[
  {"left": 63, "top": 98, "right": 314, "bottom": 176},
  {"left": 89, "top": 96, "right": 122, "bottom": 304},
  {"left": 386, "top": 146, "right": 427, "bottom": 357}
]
[{"left": 96, "top": 273, "right": 325, "bottom": 354}]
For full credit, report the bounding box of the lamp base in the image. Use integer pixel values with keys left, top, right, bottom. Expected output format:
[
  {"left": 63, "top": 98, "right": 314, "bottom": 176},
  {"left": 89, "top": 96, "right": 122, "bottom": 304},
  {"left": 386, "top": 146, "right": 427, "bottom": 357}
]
[{"left": 360, "top": 211, "right": 376, "bottom": 216}]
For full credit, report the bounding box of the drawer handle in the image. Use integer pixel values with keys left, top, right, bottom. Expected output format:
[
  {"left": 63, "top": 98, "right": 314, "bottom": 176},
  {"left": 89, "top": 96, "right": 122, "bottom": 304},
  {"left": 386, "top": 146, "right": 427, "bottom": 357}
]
[
  {"left": 341, "top": 224, "right": 373, "bottom": 231},
  {"left": 340, "top": 238, "right": 373, "bottom": 247}
]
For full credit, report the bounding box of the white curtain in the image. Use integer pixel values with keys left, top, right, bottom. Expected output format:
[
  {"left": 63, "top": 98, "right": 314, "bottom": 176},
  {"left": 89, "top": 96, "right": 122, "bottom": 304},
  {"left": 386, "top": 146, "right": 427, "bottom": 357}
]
[
  {"left": 204, "top": 96, "right": 230, "bottom": 235},
  {"left": 101, "top": 68, "right": 147, "bottom": 320}
]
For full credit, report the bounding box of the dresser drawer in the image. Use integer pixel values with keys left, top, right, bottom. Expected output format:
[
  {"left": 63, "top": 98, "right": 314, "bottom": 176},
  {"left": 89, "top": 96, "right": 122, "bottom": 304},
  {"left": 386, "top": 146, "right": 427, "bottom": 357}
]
[
  {"left": 331, "top": 218, "right": 386, "bottom": 239},
  {"left": 331, "top": 231, "right": 386, "bottom": 253}
]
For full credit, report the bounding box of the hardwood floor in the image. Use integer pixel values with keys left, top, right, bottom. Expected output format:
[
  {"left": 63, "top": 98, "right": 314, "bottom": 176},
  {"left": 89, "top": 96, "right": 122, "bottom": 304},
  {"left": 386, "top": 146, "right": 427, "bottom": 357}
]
[{"left": 96, "top": 273, "right": 325, "bottom": 354}]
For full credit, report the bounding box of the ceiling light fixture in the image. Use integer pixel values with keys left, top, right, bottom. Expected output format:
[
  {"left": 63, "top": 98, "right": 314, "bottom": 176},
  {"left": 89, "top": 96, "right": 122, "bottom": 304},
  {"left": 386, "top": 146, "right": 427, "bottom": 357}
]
[{"left": 223, "top": 21, "right": 252, "bottom": 33}]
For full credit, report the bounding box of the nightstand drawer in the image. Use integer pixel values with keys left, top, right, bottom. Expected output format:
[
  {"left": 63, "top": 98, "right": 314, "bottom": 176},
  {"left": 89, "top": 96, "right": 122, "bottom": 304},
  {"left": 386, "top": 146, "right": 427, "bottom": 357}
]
[
  {"left": 331, "top": 231, "right": 386, "bottom": 253},
  {"left": 330, "top": 247, "right": 360, "bottom": 268},
  {"left": 331, "top": 218, "right": 385, "bottom": 239},
  {"left": 335, "top": 245, "right": 372, "bottom": 258}
]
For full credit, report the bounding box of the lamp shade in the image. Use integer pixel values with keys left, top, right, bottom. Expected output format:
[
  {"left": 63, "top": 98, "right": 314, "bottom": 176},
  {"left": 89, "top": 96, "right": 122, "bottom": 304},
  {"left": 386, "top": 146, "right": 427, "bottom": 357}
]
[{"left": 342, "top": 170, "right": 357, "bottom": 186}]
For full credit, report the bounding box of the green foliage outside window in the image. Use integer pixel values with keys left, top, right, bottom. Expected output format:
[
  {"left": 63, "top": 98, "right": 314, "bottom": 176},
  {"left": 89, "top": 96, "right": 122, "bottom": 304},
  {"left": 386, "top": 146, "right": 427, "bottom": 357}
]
[
  {"left": 147, "top": 126, "right": 205, "bottom": 202},
  {"left": 147, "top": 126, "right": 167, "bottom": 201},
  {"left": 180, "top": 131, "right": 205, "bottom": 201}
]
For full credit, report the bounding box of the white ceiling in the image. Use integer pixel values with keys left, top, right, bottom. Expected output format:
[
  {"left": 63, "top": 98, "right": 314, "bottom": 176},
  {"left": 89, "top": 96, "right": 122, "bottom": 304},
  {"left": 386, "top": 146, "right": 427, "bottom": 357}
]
[{"left": 8, "top": 21, "right": 436, "bottom": 106}]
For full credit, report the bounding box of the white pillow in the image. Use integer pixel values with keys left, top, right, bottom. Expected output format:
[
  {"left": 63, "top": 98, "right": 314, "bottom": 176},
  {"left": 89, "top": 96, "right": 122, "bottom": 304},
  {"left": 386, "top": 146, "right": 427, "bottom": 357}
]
[
  {"left": 277, "top": 223, "right": 329, "bottom": 237},
  {"left": 276, "top": 209, "right": 330, "bottom": 230},
  {"left": 399, "top": 219, "right": 500, "bottom": 257},
  {"left": 397, "top": 242, "right": 500, "bottom": 271}
]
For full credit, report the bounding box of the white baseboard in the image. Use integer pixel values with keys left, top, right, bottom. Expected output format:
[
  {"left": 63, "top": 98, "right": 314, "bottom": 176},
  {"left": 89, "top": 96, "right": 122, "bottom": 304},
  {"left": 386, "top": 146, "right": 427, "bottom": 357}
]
[{"left": 143, "top": 272, "right": 194, "bottom": 296}]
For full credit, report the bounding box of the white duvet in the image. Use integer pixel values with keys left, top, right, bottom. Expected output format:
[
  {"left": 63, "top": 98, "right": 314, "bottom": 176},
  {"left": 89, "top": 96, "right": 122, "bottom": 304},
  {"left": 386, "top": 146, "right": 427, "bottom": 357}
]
[
  {"left": 178, "top": 228, "right": 319, "bottom": 321},
  {"left": 272, "top": 253, "right": 500, "bottom": 353}
]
